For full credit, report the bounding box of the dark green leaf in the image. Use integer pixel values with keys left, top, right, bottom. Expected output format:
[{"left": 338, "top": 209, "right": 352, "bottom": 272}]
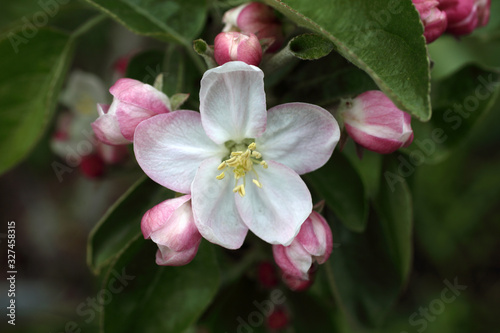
[
  {"left": 326, "top": 155, "right": 412, "bottom": 328},
  {"left": 0, "top": 28, "right": 74, "bottom": 175},
  {"left": 402, "top": 64, "right": 500, "bottom": 163},
  {"left": 263, "top": 0, "right": 431, "bottom": 120},
  {"left": 102, "top": 237, "right": 220, "bottom": 333},
  {"left": 83, "top": 0, "right": 207, "bottom": 45},
  {"left": 87, "top": 176, "right": 173, "bottom": 274},
  {"left": 306, "top": 153, "right": 368, "bottom": 232},
  {"left": 288, "top": 33, "right": 334, "bottom": 60},
  {"left": 375, "top": 155, "right": 413, "bottom": 281}
]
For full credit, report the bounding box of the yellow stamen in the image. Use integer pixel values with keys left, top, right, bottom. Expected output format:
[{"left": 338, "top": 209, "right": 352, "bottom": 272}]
[
  {"left": 217, "top": 162, "right": 226, "bottom": 170},
  {"left": 233, "top": 184, "right": 246, "bottom": 197},
  {"left": 251, "top": 151, "right": 262, "bottom": 159},
  {"left": 216, "top": 142, "right": 267, "bottom": 197}
]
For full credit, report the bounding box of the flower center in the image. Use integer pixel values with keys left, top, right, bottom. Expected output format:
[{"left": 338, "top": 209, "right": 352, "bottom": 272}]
[{"left": 216, "top": 141, "right": 268, "bottom": 197}]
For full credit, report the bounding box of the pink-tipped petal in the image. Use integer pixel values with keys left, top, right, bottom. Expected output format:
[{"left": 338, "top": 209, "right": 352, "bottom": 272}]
[
  {"left": 156, "top": 242, "right": 200, "bottom": 266},
  {"left": 235, "top": 161, "right": 312, "bottom": 246},
  {"left": 110, "top": 78, "right": 171, "bottom": 114},
  {"left": 296, "top": 211, "right": 333, "bottom": 264},
  {"left": 200, "top": 61, "right": 267, "bottom": 144},
  {"left": 191, "top": 157, "right": 249, "bottom": 249},
  {"left": 134, "top": 111, "right": 226, "bottom": 194},
  {"left": 91, "top": 110, "right": 130, "bottom": 145},
  {"left": 149, "top": 198, "right": 201, "bottom": 252},
  {"left": 141, "top": 195, "right": 192, "bottom": 239},
  {"left": 115, "top": 102, "right": 161, "bottom": 141},
  {"left": 257, "top": 103, "right": 340, "bottom": 175},
  {"left": 273, "top": 242, "right": 312, "bottom": 280},
  {"left": 342, "top": 91, "right": 413, "bottom": 154}
]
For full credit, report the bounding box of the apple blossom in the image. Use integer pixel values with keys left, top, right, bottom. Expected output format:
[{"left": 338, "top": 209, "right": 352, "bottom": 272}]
[
  {"left": 223, "top": 2, "right": 284, "bottom": 52},
  {"left": 52, "top": 70, "right": 129, "bottom": 178},
  {"left": 214, "top": 31, "right": 263, "bottom": 66},
  {"left": 134, "top": 61, "right": 340, "bottom": 249},
  {"left": 92, "top": 78, "right": 171, "bottom": 145},
  {"left": 412, "top": 0, "right": 448, "bottom": 43},
  {"left": 141, "top": 195, "right": 202, "bottom": 266},
  {"left": 273, "top": 211, "right": 333, "bottom": 280},
  {"left": 339, "top": 90, "right": 413, "bottom": 154}
]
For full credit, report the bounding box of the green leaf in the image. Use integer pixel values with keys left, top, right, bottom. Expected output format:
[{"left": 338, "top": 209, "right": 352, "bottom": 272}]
[
  {"left": 83, "top": 0, "right": 207, "bottom": 45},
  {"left": 125, "top": 50, "right": 165, "bottom": 86},
  {"left": 288, "top": 33, "right": 334, "bottom": 60},
  {"left": 375, "top": 155, "right": 413, "bottom": 281},
  {"left": 0, "top": 28, "right": 74, "bottom": 175},
  {"left": 126, "top": 47, "right": 201, "bottom": 107},
  {"left": 87, "top": 176, "right": 173, "bottom": 274},
  {"left": 306, "top": 153, "right": 368, "bottom": 232},
  {"left": 326, "top": 155, "right": 412, "bottom": 328},
  {"left": 102, "top": 237, "right": 220, "bottom": 333},
  {"left": 402, "top": 64, "right": 500, "bottom": 163},
  {"left": 263, "top": 0, "right": 431, "bottom": 120},
  {"left": 286, "top": 292, "right": 338, "bottom": 331}
]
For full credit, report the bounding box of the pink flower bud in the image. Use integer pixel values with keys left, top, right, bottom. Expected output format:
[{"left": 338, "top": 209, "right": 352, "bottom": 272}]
[
  {"left": 214, "top": 32, "right": 263, "bottom": 66},
  {"left": 257, "top": 261, "right": 279, "bottom": 288},
  {"left": 79, "top": 153, "right": 105, "bottom": 179},
  {"left": 273, "top": 211, "right": 333, "bottom": 280},
  {"left": 223, "top": 2, "right": 284, "bottom": 52},
  {"left": 439, "top": 0, "right": 478, "bottom": 36},
  {"left": 141, "top": 195, "right": 202, "bottom": 266},
  {"left": 267, "top": 308, "right": 289, "bottom": 330},
  {"left": 340, "top": 91, "right": 413, "bottom": 154},
  {"left": 475, "top": 0, "right": 490, "bottom": 27},
  {"left": 412, "top": 0, "right": 448, "bottom": 43},
  {"left": 92, "top": 79, "right": 171, "bottom": 145},
  {"left": 281, "top": 269, "right": 314, "bottom": 291}
]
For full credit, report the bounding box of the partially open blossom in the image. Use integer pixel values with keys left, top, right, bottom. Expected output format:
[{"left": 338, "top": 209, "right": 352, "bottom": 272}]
[
  {"left": 134, "top": 62, "right": 340, "bottom": 249},
  {"left": 223, "top": 2, "right": 284, "bottom": 52},
  {"left": 412, "top": 0, "right": 448, "bottom": 43},
  {"left": 92, "top": 78, "right": 171, "bottom": 145},
  {"left": 141, "top": 195, "right": 202, "bottom": 266},
  {"left": 439, "top": 0, "right": 478, "bottom": 35},
  {"left": 214, "top": 31, "right": 262, "bottom": 66},
  {"left": 339, "top": 91, "right": 413, "bottom": 154},
  {"left": 273, "top": 211, "right": 333, "bottom": 280}
]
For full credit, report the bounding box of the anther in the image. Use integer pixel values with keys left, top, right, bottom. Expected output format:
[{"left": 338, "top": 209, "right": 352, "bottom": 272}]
[
  {"left": 217, "top": 162, "right": 227, "bottom": 170},
  {"left": 216, "top": 172, "right": 225, "bottom": 180},
  {"left": 252, "top": 179, "right": 262, "bottom": 188}
]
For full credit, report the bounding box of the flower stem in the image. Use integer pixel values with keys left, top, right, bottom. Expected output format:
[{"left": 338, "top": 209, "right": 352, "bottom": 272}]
[{"left": 72, "top": 14, "right": 107, "bottom": 39}]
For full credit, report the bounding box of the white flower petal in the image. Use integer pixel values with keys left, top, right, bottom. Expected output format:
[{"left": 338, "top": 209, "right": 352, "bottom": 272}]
[
  {"left": 134, "top": 111, "right": 226, "bottom": 194},
  {"left": 236, "top": 161, "right": 312, "bottom": 245},
  {"left": 191, "top": 157, "right": 249, "bottom": 249},
  {"left": 200, "top": 61, "right": 267, "bottom": 144},
  {"left": 257, "top": 103, "right": 340, "bottom": 175}
]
